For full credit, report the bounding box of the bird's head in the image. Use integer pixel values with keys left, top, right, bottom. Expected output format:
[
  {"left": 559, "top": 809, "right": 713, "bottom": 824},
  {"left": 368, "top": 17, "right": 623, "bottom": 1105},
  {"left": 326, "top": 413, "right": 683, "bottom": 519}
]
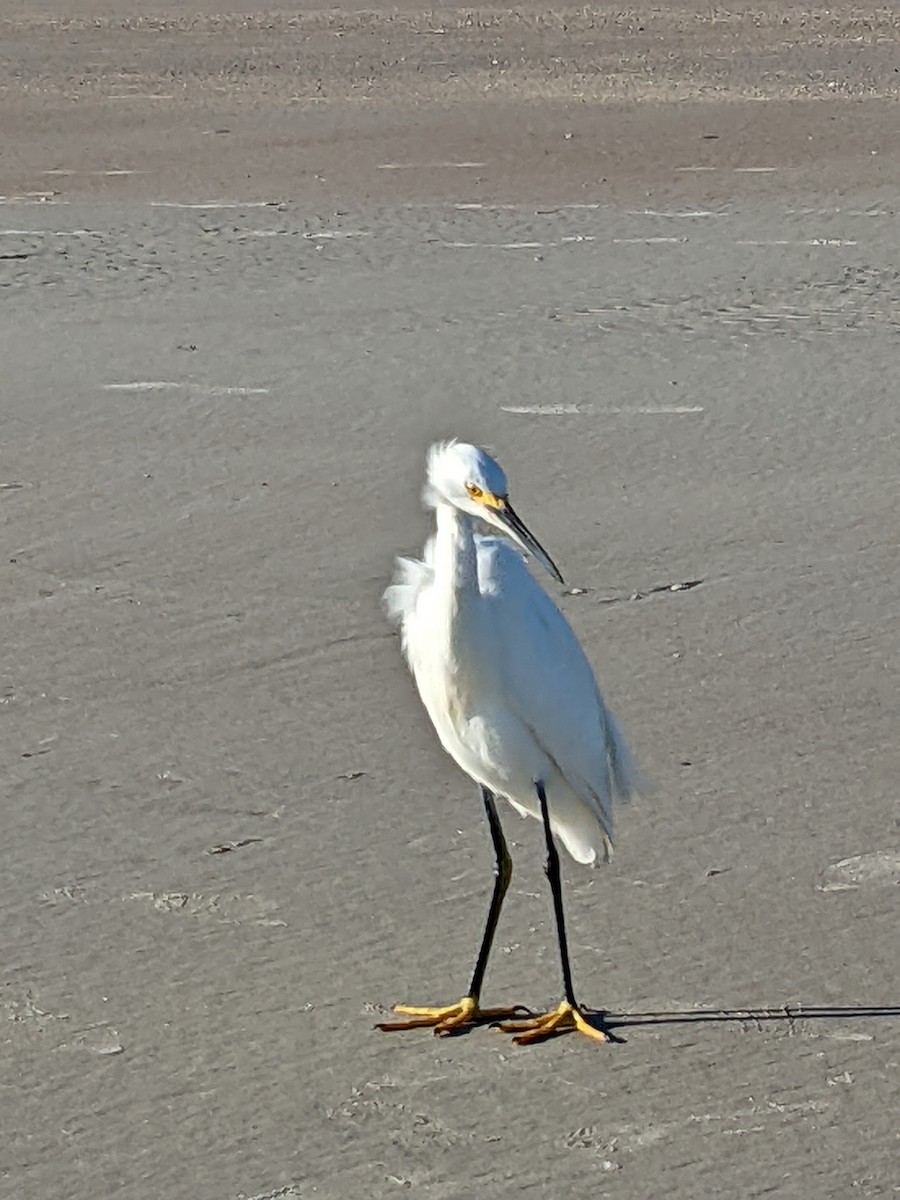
[{"left": 424, "top": 440, "right": 564, "bottom": 584}]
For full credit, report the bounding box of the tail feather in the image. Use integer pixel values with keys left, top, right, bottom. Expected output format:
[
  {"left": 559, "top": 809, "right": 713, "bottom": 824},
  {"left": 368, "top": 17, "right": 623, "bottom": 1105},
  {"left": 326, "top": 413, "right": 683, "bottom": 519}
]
[
  {"left": 576, "top": 704, "right": 645, "bottom": 865},
  {"left": 507, "top": 781, "right": 612, "bottom": 867},
  {"left": 602, "top": 705, "right": 645, "bottom": 803}
]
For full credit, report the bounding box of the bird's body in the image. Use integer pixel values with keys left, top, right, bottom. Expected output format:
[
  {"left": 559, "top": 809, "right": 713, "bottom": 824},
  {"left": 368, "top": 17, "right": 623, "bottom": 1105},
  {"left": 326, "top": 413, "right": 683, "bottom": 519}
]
[
  {"left": 379, "top": 441, "right": 641, "bottom": 1045},
  {"left": 385, "top": 506, "right": 637, "bottom": 865}
]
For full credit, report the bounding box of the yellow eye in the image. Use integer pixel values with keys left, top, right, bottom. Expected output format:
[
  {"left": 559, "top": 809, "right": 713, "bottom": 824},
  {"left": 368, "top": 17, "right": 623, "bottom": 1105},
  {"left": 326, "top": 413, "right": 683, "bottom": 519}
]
[{"left": 466, "top": 483, "right": 484, "bottom": 500}]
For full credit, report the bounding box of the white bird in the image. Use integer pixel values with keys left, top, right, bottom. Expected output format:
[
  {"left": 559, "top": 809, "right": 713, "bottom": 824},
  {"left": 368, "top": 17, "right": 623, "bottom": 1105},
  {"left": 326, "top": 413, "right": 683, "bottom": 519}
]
[{"left": 377, "top": 441, "right": 641, "bottom": 1045}]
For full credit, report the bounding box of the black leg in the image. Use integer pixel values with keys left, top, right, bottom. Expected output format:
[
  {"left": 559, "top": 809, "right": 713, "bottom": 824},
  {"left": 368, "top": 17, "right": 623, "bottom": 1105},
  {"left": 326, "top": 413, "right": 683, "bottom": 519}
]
[
  {"left": 492, "top": 785, "right": 611, "bottom": 1043},
  {"left": 536, "top": 781, "right": 577, "bottom": 1007},
  {"left": 376, "top": 786, "right": 526, "bottom": 1035},
  {"left": 466, "top": 787, "right": 513, "bottom": 1001}
]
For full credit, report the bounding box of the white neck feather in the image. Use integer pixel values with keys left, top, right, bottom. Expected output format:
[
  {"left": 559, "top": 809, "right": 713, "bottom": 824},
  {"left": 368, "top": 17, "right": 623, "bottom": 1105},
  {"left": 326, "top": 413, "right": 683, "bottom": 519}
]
[{"left": 433, "top": 501, "right": 479, "bottom": 597}]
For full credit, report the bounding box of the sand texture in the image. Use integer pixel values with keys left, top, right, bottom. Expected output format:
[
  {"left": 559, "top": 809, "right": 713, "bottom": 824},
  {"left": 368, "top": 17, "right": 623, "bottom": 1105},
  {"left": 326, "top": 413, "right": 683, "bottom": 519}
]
[{"left": 2, "top": 4, "right": 898, "bottom": 1198}]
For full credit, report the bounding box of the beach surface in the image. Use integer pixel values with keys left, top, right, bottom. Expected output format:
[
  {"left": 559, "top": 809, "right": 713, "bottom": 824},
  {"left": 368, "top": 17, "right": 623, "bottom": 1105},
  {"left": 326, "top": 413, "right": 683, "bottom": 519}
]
[{"left": 2, "top": 4, "right": 898, "bottom": 1197}]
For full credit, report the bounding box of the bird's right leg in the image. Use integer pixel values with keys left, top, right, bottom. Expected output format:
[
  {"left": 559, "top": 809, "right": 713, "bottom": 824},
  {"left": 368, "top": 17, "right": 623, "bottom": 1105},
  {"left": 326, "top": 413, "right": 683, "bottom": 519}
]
[
  {"left": 495, "top": 781, "right": 610, "bottom": 1045},
  {"left": 377, "top": 787, "right": 528, "bottom": 1036}
]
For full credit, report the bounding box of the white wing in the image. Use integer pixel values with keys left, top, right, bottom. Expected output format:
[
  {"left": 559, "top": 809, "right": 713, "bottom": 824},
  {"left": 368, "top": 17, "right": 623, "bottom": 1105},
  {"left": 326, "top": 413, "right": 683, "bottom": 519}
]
[{"left": 476, "top": 536, "right": 639, "bottom": 844}]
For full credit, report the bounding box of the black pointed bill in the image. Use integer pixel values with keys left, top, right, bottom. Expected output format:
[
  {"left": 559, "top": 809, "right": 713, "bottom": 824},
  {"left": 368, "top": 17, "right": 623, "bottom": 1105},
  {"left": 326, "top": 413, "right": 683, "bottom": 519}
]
[{"left": 496, "top": 500, "right": 565, "bottom": 586}]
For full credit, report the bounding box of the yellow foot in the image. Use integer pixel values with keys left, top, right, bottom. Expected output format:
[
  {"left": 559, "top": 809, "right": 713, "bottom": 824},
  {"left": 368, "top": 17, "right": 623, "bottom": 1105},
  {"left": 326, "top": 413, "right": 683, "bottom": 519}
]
[
  {"left": 376, "top": 995, "right": 530, "bottom": 1037},
  {"left": 495, "top": 1000, "right": 610, "bottom": 1046}
]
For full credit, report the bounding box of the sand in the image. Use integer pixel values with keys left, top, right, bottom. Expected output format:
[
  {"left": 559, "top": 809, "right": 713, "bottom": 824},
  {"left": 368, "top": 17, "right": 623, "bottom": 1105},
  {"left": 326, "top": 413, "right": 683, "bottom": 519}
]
[{"left": 2, "top": 3, "right": 898, "bottom": 1198}]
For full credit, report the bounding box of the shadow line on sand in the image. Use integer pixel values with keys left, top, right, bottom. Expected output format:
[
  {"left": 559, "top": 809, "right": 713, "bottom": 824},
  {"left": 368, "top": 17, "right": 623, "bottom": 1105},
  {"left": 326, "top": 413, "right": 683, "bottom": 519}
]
[{"left": 595, "top": 1003, "right": 900, "bottom": 1042}]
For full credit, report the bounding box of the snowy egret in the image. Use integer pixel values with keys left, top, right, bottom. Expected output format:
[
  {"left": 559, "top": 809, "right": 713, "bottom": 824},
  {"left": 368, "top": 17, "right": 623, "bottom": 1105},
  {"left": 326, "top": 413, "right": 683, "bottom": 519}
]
[{"left": 377, "top": 441, "right": 640, "bottom": 1045}]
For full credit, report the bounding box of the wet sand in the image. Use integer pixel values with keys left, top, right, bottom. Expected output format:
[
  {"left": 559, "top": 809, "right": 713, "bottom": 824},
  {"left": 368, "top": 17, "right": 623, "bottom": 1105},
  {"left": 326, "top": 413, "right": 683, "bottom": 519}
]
[{"left": 2, "top": 4, "right": 899, "bottom": 1198}]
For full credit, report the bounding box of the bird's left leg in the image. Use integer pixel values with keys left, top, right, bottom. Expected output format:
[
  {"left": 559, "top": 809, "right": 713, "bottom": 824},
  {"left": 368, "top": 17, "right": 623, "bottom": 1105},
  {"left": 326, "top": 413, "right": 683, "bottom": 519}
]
[
  {"left": 495, "top": 781, "right": 610, "bottom": 1045},
  {"left": 377, "top": 787, "right": 529, "bottom": 1036}
]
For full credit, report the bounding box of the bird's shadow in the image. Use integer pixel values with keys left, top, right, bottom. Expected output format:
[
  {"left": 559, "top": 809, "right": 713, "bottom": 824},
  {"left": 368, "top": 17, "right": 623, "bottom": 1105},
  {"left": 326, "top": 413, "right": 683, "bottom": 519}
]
[
  {"left": 384, "top": 1002, "right": 900, "bottom": 1044},
  {"left": 430, "top": 1003, "right": 900, "bottom": 1044},
  {"left": 573, "top": 1003, "right": 900, "bottom": 1045}
]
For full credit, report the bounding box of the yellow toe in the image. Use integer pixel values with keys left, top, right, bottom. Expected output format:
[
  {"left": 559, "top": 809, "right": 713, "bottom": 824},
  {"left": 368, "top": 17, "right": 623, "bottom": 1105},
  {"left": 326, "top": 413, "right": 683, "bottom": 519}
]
[
  {"left": 496, "top": 1001, "right": 610, "bottom": 1046},
  {"left": 571, "top": 1007, "right": 611, "bottom": 1043},
  {"left": 376, "top": 996, "right": 528, "bottom": 1036},
  {"left": 392, "top": 1002, "right": 471, "bottom": 1019}
]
